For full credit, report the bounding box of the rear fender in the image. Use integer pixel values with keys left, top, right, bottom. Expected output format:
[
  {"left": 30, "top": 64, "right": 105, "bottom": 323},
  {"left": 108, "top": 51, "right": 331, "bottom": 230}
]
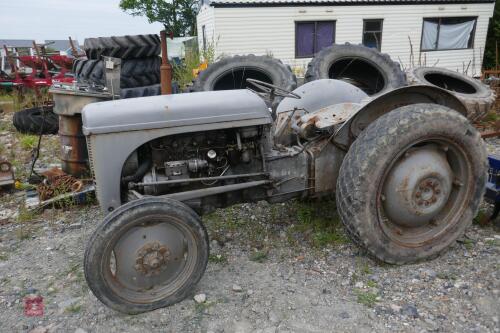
[{"left": 333, "top": 85, "right": 468, "bottom": 148}]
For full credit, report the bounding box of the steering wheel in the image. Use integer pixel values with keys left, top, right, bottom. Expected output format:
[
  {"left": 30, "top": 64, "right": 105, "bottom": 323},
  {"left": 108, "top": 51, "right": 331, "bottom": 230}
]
[{"left": 246, "top": 78, "right": 301, "bottom": 100}]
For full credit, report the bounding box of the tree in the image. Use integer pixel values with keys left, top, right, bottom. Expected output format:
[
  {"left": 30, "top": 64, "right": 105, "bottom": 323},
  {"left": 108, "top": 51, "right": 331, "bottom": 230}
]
[
  {"left": 119, "top": 0, "right": 198, "bottom": 37},
  {"left": 483, "top": 1, "right": 500, "bottom": 70}
]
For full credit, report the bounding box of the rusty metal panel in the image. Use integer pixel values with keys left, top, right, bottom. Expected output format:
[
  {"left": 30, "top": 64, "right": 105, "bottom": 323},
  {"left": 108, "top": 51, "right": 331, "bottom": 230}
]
[
  {"left": 308, "top": 139, "right": 345, "bottom": 195},
  {"left": 59, "top": 114, "right": 89, "bottom": 177}
]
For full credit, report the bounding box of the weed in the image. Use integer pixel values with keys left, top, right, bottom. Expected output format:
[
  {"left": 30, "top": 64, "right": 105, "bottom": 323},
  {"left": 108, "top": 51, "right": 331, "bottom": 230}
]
[
  {"left": 366, "top": 280, "right": 377, "bottom": 288},
  {"left": 209, "top": 254, "right": 227, "bottom": 264},
  {"left": 354, "top": 289, "right": 378, "bottom": 307},
  {"left": 473, "top": 209, "right": 488, "bottom": 225},
  {"left": 17, "top": 205, "right": 36, "bottom": 223},
  {"left": 15, "top": 224, "right": 36, "bottom": 240},
  {"left": 486, "top": 239, "right": 500, "bottom": 247},
  {"left": 65, "top": 262, "right": 85, "bottom": 284},
  {"left": 194, "top": 300, "right": 216, "bottom": 314},
  {"left": 19, "top": 134, "right": 38, "bottom": 150},
  {"left": 173, "top": 39, "right": 217, "bottom": 90},
  {"left": 461, "top": 238, "right": 475, "bottom": 250},
  {"left": 0, "top": 253, "right": 8, "bottom": 261},
  {"left": 65, "top": 304, "right": 82, "bottom": 313},
  {"left": 357, "top": 260, "right": 373, "bottom": 276},
  {"left": 249, "top": 250, "right": 268, "bottom": 263}
]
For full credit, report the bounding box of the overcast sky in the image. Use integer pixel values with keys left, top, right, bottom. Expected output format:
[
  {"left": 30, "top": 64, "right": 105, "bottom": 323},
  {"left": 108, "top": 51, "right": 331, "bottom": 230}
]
[{"left": 0, "top": 0, "right": 165, "bottom": 44}]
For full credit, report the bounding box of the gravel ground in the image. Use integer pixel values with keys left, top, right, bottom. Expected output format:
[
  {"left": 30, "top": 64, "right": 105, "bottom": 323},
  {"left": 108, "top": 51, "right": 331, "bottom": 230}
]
[{"left": 0, "top": 105, "right": 499, "bottom": 333}]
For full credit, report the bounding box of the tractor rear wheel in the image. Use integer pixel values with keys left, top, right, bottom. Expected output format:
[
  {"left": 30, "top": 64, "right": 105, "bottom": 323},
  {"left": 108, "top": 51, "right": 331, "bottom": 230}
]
[
  {"left": 336, "top": 103, "right": 487, "bottom": 264},
  {"left": 84, "top": 197, "right": 209, "bottom": 314}
]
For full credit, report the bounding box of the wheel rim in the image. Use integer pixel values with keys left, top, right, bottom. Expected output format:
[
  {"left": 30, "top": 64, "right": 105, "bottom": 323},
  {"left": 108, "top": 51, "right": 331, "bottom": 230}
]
[
  {"left": 102, "top": 215, "right": 198, "bottom": 303},
  {"left": 377, "top": 137, "right": 472, "bottom": 247}
]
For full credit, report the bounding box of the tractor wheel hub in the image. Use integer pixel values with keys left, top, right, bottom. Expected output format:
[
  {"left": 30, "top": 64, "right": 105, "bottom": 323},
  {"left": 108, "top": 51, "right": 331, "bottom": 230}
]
[{"left": 382, "top": 147, "right": 453, "bottom": 228}]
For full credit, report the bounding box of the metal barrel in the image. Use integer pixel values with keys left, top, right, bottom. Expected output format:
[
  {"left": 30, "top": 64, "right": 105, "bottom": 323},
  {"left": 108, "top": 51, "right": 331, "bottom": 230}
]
[{"left": 59, "top": 114, "right": 89, "bottom": 177}]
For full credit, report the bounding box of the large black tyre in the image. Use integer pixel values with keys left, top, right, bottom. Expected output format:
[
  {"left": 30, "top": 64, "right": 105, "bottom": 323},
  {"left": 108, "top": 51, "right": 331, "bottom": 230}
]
[
  {"left": 12, "top": 106, "right": 58, "bottom": 135},
  {"left": 305, "top": 43, "right": 406, "bottom": 96},
  {"left": 84, "top": 34, "right": 161, "bottom": 60},
  {"left": 120, "top": 84, "right": 161, "bottom": 99},
  {"left": 407, "top": 67, "right": 496, "bottom": 121},
  {"left": 336, "top": 104, "right": 487, "bottom": 264},
  {"left": 190, "top": 55, "right": 297, "bottom": 93},
  {"left": 73, "top": 57, "right": 160, "bottom": 88},
  {"left": 84, "top": 197, "right": 209, "bottom": 314}
]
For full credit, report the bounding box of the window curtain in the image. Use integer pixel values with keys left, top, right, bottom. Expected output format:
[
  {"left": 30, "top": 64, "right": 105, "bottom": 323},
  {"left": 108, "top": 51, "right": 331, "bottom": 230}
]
[
  {"left": 422, "top": 20, "right": 438, "bottom": 50},
  {"left": 437, "top": 20, "right": 475, "bottom": 49}
]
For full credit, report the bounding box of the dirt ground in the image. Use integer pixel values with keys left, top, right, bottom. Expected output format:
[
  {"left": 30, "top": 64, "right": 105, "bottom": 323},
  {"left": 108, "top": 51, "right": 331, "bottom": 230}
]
[{"left": 0, "top": 98, "right": 499, "bottom": 333}]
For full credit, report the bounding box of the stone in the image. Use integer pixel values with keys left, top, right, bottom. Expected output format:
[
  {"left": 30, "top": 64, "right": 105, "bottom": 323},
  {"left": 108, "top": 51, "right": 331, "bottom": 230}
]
[
  {"left": 390, "top": 304, "right": 402, "bottom": 313},
  {"left": 74, "top": 329, "right": 87, "bottom": 333},
  {"left": 58, "top": 297, "right": 81, "bottom": 309},
  {"left": 29, "top": 326, "right": 50, "bottom": 333},
  {"left": 231, "top": 320, "right": 253, "bottom": 333},
  {"left": 268, "top": 310, "right": 280, "bottom": 324},
  {"left": 339, "top": 311, "right": 350, "bottom": 319},
  {"left": 401, "top": 304, "right": 419, "bottom": 318},
  {"left": 66, "top": 223, "right": 82, "bottom": 230},
  {"left": 194, "top": 293, "right": 206, "bottom": 303},
  {"left": 232, "top": 284, "right": 243, "bottom": 292}
]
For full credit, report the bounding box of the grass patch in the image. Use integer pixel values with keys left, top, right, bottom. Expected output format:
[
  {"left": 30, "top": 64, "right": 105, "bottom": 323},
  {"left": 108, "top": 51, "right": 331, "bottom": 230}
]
[
  {"left": 249, "top": 250, "right": 268, "bottom": 263},
  {"left": 288, "top": 199, "right": 349, "bottom": 248},
  {"left": 0, "top": 253, "right": 8, "bottom": 261},
  {"left": 354, "top": 289, "right": 378, "bottom": 307},
  {"left": 366, "top": 280, "right": 377, "bottom": 288}
]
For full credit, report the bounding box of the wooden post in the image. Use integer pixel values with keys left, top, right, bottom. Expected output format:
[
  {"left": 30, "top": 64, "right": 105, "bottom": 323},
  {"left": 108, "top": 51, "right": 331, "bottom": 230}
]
[{"left": 160, "top": 30, "right": 172, "bottom": 95}]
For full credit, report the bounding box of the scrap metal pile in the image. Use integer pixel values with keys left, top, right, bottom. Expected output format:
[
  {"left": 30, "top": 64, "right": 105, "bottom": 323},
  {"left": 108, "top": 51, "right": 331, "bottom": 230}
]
[{"left": 0, "top": 40, "right": 78, "bottom": 91}]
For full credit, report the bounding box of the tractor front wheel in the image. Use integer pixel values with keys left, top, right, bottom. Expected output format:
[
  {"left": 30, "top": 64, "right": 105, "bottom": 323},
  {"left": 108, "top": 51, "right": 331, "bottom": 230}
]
[
  {"left": 336, "top": 103, "right": 487, "bottom": 264},
  {"left": 84, "top": 197, "right": 209, "bottom": 314}
]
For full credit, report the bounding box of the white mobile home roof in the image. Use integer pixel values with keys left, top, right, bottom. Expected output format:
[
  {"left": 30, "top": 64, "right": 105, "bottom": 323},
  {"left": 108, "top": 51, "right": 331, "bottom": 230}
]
[{"left": 209, "top": 0, "right": 494, "bottom": 5}]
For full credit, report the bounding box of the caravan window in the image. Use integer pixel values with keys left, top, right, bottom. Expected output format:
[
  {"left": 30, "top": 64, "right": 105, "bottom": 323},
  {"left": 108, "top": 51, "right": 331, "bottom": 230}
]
[
  {"left": 421, "top": 17, "right": 477, "bottom": 51},
  {"left": 363, "top": 19, "right": 383, "bottom": 51},
  {"left": 295, "top": 21, "right": 335, "bottom": 58}
]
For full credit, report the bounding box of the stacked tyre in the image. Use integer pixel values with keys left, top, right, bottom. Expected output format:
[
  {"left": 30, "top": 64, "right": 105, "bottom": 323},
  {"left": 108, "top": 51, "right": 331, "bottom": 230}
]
[
  {"left": 407, "top": 67, "right": 496, "bottom": 121},
  {"left": 74, "top": 34, "right": 162, "bottom": 98},
  {"left": 305, "top": 43, "right": 407, "bottom": 97}
]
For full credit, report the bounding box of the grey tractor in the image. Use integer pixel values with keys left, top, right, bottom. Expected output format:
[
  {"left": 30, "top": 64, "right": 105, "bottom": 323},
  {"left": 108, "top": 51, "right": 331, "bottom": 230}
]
[{"left": 81, "top": 78, "right": 487, "bottom": 314}]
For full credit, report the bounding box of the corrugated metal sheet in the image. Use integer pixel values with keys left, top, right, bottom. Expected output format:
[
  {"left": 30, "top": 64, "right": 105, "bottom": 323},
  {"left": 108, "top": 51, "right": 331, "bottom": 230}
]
[
  {"left": 210, "top": 0, "right": 495, "bottom": 6},
  {"left": 0, "top": 39, "right": 33, "bottom": 48}
]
